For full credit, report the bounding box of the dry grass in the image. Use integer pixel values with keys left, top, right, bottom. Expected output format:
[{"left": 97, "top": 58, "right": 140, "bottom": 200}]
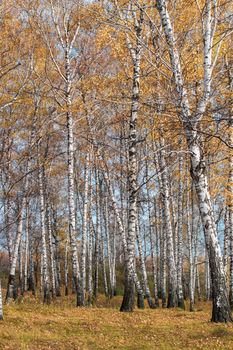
[{"left": 0, "top": 293, "right": 233, "bottom": 350}]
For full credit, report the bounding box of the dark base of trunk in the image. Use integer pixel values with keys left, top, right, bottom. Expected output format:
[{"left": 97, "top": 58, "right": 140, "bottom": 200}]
[
  {"left": 146, "top": 295, "right": 157, "bottom": 309},
  {"left": 161, "top": 291, "right": 167, "bottom": 308},
  {"left": 109, "top": 288, "right": 117, "bottom": 299},
  {"left": 154, "top": 297, "right": 159, "bottom": 308},
  {"left": 0, "top": 314, "right": 3, "bottom": 321},
  {"left": 137, "top": 292, "right": 145, "bottom": 309},
  {"left": 87, "top": 294, "right": 93, "bottom": 305},
  {"left": 56, "top": 288, "right": 61, "bottom": 297},
  {"left": 178, "top": 298, "right": 185, "bottom": 310},
  {"left": 28, "top": 276, "right": 35, "bottom": 296},
  {"left": 211, "top": 300, "right": 233, "bottom": 323},
  {"left": 167, "top": 288, "right": 177, "bottom": 308},
  {"left": 229, "top": 293, "right": 233, "bottom": 311},
  {"left": 190, "top": 300, "right": 195, "bottom": 312},
  {"left": 77, "top": 286, "right": 85, "bottom": 307},
  {"left": 120, "top": 279, "right": 135, "bottom": 312},
  {"left": 6, "top": 274, "right": 17, "bottom": 302},
  {"left": 43, "top": 285, "right": 51, "bottom": 304}
]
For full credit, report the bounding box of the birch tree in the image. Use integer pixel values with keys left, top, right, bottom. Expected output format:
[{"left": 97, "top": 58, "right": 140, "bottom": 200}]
[{"left": 155, "top": 0, "right": 232, "bottom": 321}]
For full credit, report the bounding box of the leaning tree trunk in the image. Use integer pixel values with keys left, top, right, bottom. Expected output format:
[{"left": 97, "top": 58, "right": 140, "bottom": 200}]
[
  {"left": 156, "top": 0, "right": 232, "bottom": 322},
  {"left": 189, "top": 137, "right": 232, "bottom": 321}
]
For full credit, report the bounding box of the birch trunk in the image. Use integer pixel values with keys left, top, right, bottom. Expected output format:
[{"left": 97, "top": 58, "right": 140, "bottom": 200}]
[
  {"left": 105, "top": 194, "right": 114, "bottom": 297},
  {"left": 64, "top": 239, "right": 69, "bottom": 296},
  {"left": 158, "top": 138, "right": 177, "bottom": 307},
  {"left": 147, "top": 191, "right": 159, "bottom": 306},
  {"left": 136, "top": 216, "right": 155, "bottom": 308},
  {"left": 94, "top": 167, "right": 100, "bottom": 300},
  {"left": 28, "top": 227, "right": 35, "bottom": 295},
  {"left": 18, "top": 238, "right": 23, "bottom": 295},
  {"left": 156, "top": 0, "right": 232, "bottom": 322},
  {"left": 80, "top": 154, "right": 89, "bottom": 305},
  {"left": 120, "top": 7, "right": 144, "bottom": 312},
  {"left": 160, "top": 203, "right": 167, "bottom": 308},
  {"left": 229, "top": 119, "right": 233, "bottom": 308},
  {"left": 205, "top": 251, "right": 211, "bottom": 301},
  {"left": 47, "top": 208, "right": 56, "bottom": 298},
  {"left": 87, "top": 171, "right": 93, "bottom": 304},
  {"left": 224, "top": 209, "right": 229, "bottom": 274},
  {"left": 65, "top": 43, "right": 82, "bottom": 305},
  {"left": 0, "top": 280, "right": 3, "bottom": 320},
  {"left": 177, "top": 156, "right": 184, "bottom": 308},
  {"left": 24, "top": 204, "right": 29, "bottom": 293},
  {"left": 38, "top": 164, "right": 50, "bottom": 304},
  {"left": 187, "top": 187, "right": 195, "bottom": 311},
  {"left": 6, "top": 201, "right": 24, "bottom": 302}
]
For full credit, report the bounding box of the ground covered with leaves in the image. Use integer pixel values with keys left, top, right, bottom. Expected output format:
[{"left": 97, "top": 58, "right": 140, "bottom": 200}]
[{"left": 0, "top": 294, "right": 233, "bottom": 349}]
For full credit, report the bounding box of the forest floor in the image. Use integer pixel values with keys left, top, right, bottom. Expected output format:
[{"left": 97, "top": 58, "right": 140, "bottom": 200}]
[{"left": 0, "top": 293, "right": 233, "bottom": 350}]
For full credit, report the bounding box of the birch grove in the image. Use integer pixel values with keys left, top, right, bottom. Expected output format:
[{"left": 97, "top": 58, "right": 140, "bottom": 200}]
[{"left": 0, "top": 0, "right": 232, "bottom": 324}]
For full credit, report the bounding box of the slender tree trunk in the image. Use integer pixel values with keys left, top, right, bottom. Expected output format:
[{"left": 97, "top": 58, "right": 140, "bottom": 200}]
[
  {"left": 38, "top": 164, "right": 50, "bottom": 304},
  {"left": 28, "top": 220, "right": 35, "bottom": 295},
  {"left": 228, "top": 116, "right": 233, "bottom": 309},
  {"left": 177, "top": 156, "right": 185, "bottom": 309},
  {"left": 136, "top": 215, "right": 155, "bottom": 308},
  {"left": 65, "top": 44, "right": 82, "bottom": 306},
  {"left": 205, "top": 250, "right": 211, "bottom": 301},
  {"left": 187, "top": 186, "right": 194, "bottom": 311},
  {"left": 120, "top": 8, "right": 144, "bottom": 312},
  {"left": 94, "top": 167, "right": 100, "bottom": 300},
  {"left": 24, "top": 204, "right": 29, "bottom": 294},
  {"left": 0, "top": 280, "right": 3, "bottom": 320},
  {"left": 105, "top": 194, "right": 114, "bottom": 297},
  {"left": 47, "top": 208, "right": 56, "bottom": 298},
  {"left": 6, "top": 202, "right": 24, "bottom": 302},
  {"left": 80, "top": 154, "right": 89, "bottom": 305},
  {"left": 158, "top": 138, "right": 177, "bottom": 308},
  {"left": 19, "top": 238, "right": 23, "bottom": 296},
  {"left": 64, "top": 239, "right": 69, "bottom": 296},
  {"left": 160, "top": 203, "right": 167, "bottom": 308}
]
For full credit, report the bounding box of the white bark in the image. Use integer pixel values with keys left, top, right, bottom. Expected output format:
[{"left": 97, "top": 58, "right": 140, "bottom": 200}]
[
  {"left": 157, "top": 138, "right": 177, "bottom": 307},
  {"left": 0, "top": 280, "right": 3, "bottom": 320},
  {"left": 80, "top": 154, "right": 90, "bottom": 305},
  {"left": 47, "top": 208, "right": 56, "bottom": 298},
  {"left": 177, "top": 156, "right": 184, "bottom": 308},
  {"left": 24, "top": 204, "right": 29, "bottom": 293},
  {"left": 38, "top": 163, "right": 50, "bottom": 303},
  {"left": 156, "top": 0, "right": 232, "bottom": 322}
]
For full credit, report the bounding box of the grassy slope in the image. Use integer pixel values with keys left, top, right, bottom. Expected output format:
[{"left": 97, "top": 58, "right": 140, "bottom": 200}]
[{"left": 0, "top": 294, "right": 233, "bottom": 350}]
